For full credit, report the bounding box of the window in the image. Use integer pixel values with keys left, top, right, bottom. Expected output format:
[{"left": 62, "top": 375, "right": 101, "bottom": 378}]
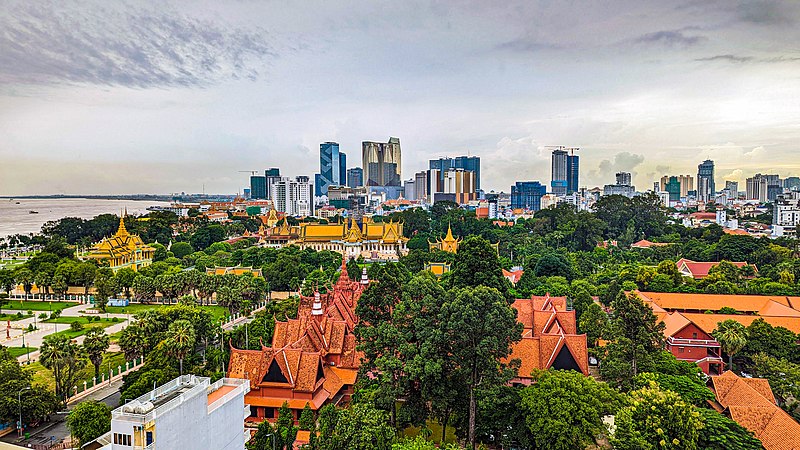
[{"left": 113, "top": 433, "right": 132, "bottom": 446}]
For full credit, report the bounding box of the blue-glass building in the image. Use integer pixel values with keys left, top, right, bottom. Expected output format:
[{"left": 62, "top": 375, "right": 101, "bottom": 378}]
[
  {"left": 567, "top": 154, "right": 579, "bottom": 194},
  {"left": 511, "top": 181, "right": 547, "bottom": 211},
  {"left": 317, "top": 142, "right": 346, "bottom": 196},
  {"left": 429, "top": 156, "right": 481, "bottom": 191}
]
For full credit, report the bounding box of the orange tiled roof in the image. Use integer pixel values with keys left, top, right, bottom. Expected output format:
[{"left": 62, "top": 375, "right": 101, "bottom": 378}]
[{"left": 710, "top": 371, "right": 800, "bottom": 450}]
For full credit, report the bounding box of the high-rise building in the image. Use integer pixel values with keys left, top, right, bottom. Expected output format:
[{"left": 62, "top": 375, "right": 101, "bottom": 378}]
[
  {"left": 511, "top": 181, "right": 547, "bottom": 211},
  {"left": 250, "top": 175, "right": 267, "bottom": 199},
  {"left": 362, "top": 137, "right": 401, "bottom": 187},
  {"left": 616, "top": 172, "right": 632, "bottom": 186},
  {"left": 665, "top": 176, "right": 681, "bottom": 202},
  {"left": 697, "top": 160, "right": 715, "bottom": 202},
  {"left": 272, "top": 176, "right": 314, "bottom": 216},
  {"left": 346, "top": 167, "right": 363, "bottom": 188},
  {"left": 265, "top": 168, "right": 281, "bottom": 201},
  {"left": 429, "top": 156, "right": 481, "bottom": 191},
  {"left": 551, "top": 149, "right": 568, "bottom": 196},
  {"left": 86, "top": 375, "right": 250, "bottom": 450},
  {"left": 659, "top": 175, "right": 694, "bottom": 198},
  {"left": 567, "top": 153, "right": 580, "bottom": 194},
  {"left": 317, "top": 142, "right": 347, "bottom": 196}
]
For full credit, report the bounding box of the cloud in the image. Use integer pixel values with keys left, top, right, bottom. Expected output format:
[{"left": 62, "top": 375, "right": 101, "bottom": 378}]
[
  {"left": 635, "top": 30, "right": 705, "bottom": 47},
  {"left": 695, "top": 54, "right": 754, "bottom": 63},
  {"left": 0, "top": 1, "right": 275, "bottom": 88}
]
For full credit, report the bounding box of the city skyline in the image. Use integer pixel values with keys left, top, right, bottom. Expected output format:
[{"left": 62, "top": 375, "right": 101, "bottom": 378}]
[{"left": 2, "top": 1, "right": 800, "bottom": 195}]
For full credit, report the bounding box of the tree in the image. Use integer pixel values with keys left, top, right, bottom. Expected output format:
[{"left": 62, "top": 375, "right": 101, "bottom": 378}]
[
  {"left": 439, "top": 286, "right": 522, "bottom": 448},
  {"left": 67, "top": 401, "right": 111, "bottom": 447},
  {"left": 132, "top": 274, "right": 157, "bottom": 303},
  {"left": 314, "top": 403, "right": 395, "bottom": 450},
  {"left": 519, "top": 369, "right": 623, "bottom": 450},
  {"left": 600, "top": 292, "right": 666, "bottom": 390},
  {"left": 171, "top": 241, "right": 194, "bottom": 259},
  {"left": 712, "top": 320, "right": 747, "bottom": 370},
  {"left": 612, "top": 383, "right": 702, "bottom": 450},
  {"left": 163, "top": 319, "right": 195, "bottom": 375},
  {"left": 449, "top": 236, "right": 510, "bottom": 297},
  {"left": 695, "top": 408, "right": 762, "bottom": 450},
  {"left": 40, "top": 334, "right": 86, "bottom": 404},
  {"left": 83, "top": 328, "right": 110, "bottom": 380}
]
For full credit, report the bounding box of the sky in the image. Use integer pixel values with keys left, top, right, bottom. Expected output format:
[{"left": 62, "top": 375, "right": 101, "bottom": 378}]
[{"left": 1, "top": 0, "right": 799, "bottom": 195}]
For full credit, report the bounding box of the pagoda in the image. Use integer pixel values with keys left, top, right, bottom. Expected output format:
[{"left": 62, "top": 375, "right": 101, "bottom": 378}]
[{"left": 86, "top": 214, "right": 155, "bottom": 272}]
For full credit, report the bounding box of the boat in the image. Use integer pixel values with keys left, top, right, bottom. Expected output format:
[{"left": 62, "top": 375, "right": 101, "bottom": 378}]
[{"left": 28, "top": 211, "right": 38, "bottom": 214}]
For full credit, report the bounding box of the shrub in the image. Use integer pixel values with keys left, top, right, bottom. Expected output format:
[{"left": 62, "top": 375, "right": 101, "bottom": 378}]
[{"left": 70, "top": 321, "right": 83, "bottom": 332}]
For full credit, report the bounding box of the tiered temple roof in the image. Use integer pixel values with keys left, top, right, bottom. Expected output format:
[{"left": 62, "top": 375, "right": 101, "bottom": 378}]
[
  {"left": 505, "top": 295, "right": 589, "bottom": 383},
  {"left": 86, "top": 215, "right": 154, "bottom": 272},
  {"left": 228, "top": 260, "right": 368, "bottom": 415}
]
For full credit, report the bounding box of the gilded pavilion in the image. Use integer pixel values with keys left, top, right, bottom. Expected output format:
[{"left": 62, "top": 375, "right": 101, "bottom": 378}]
[
  {"left": 256, "top": 217, "right": 408, "bottom": 261},
  {"left": 86, "top": 216, "right": 155, "bottom": 272}
]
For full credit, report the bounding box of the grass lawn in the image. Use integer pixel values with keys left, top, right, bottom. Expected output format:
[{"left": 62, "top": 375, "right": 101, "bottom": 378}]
[
  {"left": 49, "top": 322, "right": 117, "bottom": 340},
  {"left": 105, "top": 303, "right": 230, "bottom": 321},
  {"left": 7, "top": 346, "right": 37, "bottom": 358},
  {"left": 403, "top": 420, "right": 458, "bottom": 445},
  {"left": 0, "top": 312, "right": 33, "bottom": 321},
  {"left": 1, "top": 300, "right": 77, "bottom": 312}
]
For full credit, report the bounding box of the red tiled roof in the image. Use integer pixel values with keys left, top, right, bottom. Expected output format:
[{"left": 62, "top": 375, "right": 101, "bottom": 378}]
[{"left": 710, "top": 371, "right": 800, "bottom": 450}]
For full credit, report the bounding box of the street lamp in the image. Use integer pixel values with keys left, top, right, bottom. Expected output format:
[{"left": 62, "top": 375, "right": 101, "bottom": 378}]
[{"left": 18, "top": 386, "right": 30, "bottom": 437}]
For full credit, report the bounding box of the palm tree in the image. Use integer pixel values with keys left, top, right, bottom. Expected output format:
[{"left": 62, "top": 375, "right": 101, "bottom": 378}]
[
  {"left": 712, "top": 319, "right": 748, "bottom": 371},
  {"left": 165, "top": 319, "right": 195, "bottom": 375},
  {"left": 82, "top": 328, "right": 110, "bottom": 380}
]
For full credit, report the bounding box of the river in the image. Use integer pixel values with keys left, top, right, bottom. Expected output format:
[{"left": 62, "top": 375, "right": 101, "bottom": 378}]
[{"left": 0, "top": 198, "right": 171, "bottom": 238}]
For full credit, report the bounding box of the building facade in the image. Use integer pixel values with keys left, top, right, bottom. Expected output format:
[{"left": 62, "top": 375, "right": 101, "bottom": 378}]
[
  {"left": 362, "top": 137, "right": 401, "bottom": 187},
  {"left": 346, "top": 167, "right": 363, "bottom": 188},
  {"left": 429, "top": 156, "right": 481, "bottom": 191},
  {"left": 697, "top": 159, "right": 715, "bottom": 203},
  {"left": 271, "top": 176, "right": 314, "bottom": 217},
  {"left": 511, "top": 181, "right": 547, "bottom": 211},
  {"left": 87, "top": 375, "right": 250, "bottom": 450},
  {"left": 550, "top": 149, "right": 568, "bottom": 196}
]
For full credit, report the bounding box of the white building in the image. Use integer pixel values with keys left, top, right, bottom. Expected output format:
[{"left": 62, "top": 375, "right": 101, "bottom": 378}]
[
  {"left": 89, "top": 375, "right": 250, "bottom": 450},
  {"left": 272, "top": 176, "right": 315, "bottom": 217}
]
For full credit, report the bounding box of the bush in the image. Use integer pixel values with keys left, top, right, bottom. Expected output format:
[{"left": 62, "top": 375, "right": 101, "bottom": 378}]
[{"left": 70, "top": 321, "right": 83, "bottom": 332}]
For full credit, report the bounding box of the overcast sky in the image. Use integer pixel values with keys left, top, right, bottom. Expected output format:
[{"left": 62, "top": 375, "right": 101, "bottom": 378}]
[{"left": 1, "top": 0, "right": 799, "bottom": 195}]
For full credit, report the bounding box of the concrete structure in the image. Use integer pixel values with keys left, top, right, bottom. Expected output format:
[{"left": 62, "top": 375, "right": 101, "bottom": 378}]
[
  {"left": 271, "top": 176, "right": 314, "bottom": 217},
  {"left": 697, "top": 159, "right": 715, "bottom": 203},
  {"left": 550, "top": 149, "right": 568, "bottom": 196},
  {"left": 429, "top": 156, "right": 481, "bottom": 191},
  {"left": 362, "top": 137, "right": 401, "bottom": 187},
  {"left": 88, "top": 375, "right": 250, "bottom": 450},
  {"left": 511, "top": 181, "right": 547, "bottom": 211},
  {"left": 346, "top": 167, "right": 363, "bottom": 189}
]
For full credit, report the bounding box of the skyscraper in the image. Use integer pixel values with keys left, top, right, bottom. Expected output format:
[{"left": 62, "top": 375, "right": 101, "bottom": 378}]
[
  {"left": 567, "top": 153, "right": 579, "bottom": 194},
  {"left": 347, "top": 167, "right": 363, "bottom": 188},
  {"left": 697, "top": 160, "right": 715, "bottom": 202},
  {"left": 429, "top": 156, "right": 481, "bottom": 191},
  {"left": 317, "top": 142, "right": 346, "bottom": 196},
  {"left": 362, "top": 137, "right": 401, "bottom": 187},
  {"left": 250, "top": 175, "right": 266, "bottom": 199},
  {"left": 551, "top": 149, "right": 568, "bottom": 196},
  {"left": 511, "top": 181, "right": 547, "bottom": 211}
]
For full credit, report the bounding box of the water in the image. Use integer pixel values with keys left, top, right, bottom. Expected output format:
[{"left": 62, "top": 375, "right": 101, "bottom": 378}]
[{"left": 0, "top": 198, "right": 171, "bottom": 238}]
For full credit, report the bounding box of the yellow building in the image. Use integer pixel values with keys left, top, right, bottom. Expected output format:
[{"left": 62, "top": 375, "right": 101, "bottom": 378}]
[
  {"left": 257, "top": 217, "right": 408, "bottom": 261},
  {"left": 87, "top": 216, "right": 154, "bottom": 272},
  {"left": 429, "top": 224, "right": 462, "bottom": 253}
]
